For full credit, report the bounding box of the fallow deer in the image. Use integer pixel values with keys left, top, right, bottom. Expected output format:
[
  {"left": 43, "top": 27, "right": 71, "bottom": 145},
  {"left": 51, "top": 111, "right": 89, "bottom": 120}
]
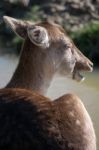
[
  {"left": 0, "top": 16, "right": 96, "bottom": 150},
  {"left": 4, "top": 16, "right": 93, "bottom": 94}
]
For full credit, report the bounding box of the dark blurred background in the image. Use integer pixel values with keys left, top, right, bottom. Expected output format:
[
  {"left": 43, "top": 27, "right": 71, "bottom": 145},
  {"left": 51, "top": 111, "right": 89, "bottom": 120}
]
[{"left": 0, "top": 0, "right": 99, "bottom": 66}]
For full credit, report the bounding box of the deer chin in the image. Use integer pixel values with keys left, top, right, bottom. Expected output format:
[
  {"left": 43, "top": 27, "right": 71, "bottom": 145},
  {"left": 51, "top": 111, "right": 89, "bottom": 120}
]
[
  {"left": 72, "top": 69, "right": 85, "bottom": 82},
  {"left": 72, "top": 63, "right": 85, "bottom": 82},
  {"left": 72, "top": 61, "right": 93, "bottom": 82}
]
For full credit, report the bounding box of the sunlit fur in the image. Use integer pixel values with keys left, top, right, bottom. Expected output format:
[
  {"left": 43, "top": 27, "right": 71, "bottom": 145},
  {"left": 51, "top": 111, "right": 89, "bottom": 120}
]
[
  {"left": 0, "top": 16, "right": 96, "bottom": 150},
  {"left": 3, "top": 16, "right": 93, "bottom": 94},
  {"left": 0, "top": 88, "right": 96, "bottom": 150}
]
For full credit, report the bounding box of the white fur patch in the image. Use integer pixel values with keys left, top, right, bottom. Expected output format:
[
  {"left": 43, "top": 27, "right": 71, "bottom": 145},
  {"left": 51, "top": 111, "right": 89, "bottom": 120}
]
[
  {"left": 69, "top": 111, "right": 74, "bottom": 117},
  {"left": 76, "top": 120, "right": 81, "bottom": 126}
]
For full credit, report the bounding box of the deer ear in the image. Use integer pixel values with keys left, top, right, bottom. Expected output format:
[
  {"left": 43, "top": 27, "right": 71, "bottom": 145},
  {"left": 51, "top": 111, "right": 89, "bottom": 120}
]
[
  {"left": 27, "top": 25, "right": 49, "bottom": 48},
  {"left": 3, "top": 16, "right": 32, "bottom": 39}
]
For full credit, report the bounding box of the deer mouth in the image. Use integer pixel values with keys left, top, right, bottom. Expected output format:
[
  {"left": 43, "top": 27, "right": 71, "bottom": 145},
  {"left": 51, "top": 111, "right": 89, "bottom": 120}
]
[
  {"left": 72, "top": 61, "right": 93, "bottom": 82},
  {"left": 72, "top": 69, "right": 85, "bottom": 82}
]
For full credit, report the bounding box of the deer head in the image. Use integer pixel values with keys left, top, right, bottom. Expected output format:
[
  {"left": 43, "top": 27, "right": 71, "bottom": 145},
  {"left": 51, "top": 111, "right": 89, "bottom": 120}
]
[{"left": 3, "top": 16, "right": 93, "bottom": 83}]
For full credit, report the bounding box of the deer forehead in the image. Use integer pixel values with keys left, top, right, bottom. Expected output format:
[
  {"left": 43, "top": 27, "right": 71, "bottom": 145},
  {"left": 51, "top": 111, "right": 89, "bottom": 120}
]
[
  {"left": 36, "top": 22, "right": 65, "bottom": 40},
  {"left": 28, "top": 21, "right": 73, "bottom": 48}
]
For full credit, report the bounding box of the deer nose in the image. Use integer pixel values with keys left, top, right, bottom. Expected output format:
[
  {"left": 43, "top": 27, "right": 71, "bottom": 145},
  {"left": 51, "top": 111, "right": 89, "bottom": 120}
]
[
  {"left": 90, "top": 62, "right": 93, "bottom": 68},
  {"left": 87, "top": 61, "right": 93, "bottom": 72}
]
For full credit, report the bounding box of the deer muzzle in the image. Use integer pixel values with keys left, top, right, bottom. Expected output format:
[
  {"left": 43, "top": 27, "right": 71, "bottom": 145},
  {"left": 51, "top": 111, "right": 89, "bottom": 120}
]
[{"left": 72, "top": 60, "right": 93, "bottom": 82}]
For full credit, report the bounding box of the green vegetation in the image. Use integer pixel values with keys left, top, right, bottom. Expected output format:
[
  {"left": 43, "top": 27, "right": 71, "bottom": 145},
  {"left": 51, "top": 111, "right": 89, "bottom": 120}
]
[
  {"left": 26, "top": 5, "right": 41, "bottom": 21},
  {"left": 70, "top": 22, "right": 99, "bottom": 66},
  {"left": 0, "top": 4, "right": 41, "bottom": 54}
]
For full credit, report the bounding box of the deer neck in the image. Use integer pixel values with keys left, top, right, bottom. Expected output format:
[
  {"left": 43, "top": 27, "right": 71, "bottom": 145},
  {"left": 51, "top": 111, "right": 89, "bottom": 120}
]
[{"left": 6, "top": 38, "right": 55, "bottom": 95}]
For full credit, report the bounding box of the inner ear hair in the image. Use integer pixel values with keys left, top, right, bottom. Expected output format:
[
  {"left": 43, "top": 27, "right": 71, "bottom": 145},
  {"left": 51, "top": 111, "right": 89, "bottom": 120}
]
[{"left": 27, "top": 26, "right": 49, "bottom": 48}]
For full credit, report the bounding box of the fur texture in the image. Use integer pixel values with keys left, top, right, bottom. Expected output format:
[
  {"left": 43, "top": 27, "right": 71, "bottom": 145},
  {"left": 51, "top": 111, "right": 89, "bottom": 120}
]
[
  {"left": 0, "top": 88, "right": 96, "bottom": 150},
  {"left": 1, "top": 16, "right": 96, "bottom": 150},
  {"left": 4, "top": 16, "right": 93, "bottom": 94}
]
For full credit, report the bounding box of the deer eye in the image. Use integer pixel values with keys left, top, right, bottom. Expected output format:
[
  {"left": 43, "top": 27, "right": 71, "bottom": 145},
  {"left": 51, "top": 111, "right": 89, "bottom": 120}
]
[{"left": 63, "top": 44, "right": 70, "bottom": 49}]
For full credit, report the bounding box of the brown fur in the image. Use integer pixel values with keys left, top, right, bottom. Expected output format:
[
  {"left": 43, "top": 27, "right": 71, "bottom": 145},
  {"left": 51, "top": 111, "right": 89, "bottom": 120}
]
[
  {"left": 6, "top": 38, "right": 56, "bottom": 94},
  {"left": 0, "top": 88, "right": 96, "bottom": 150},
  {"left": 1, "top": 16, "right": 96, "bottom": 150},
  {"left": 4, "top": 16, "right": 93, "bottom": 94}
]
